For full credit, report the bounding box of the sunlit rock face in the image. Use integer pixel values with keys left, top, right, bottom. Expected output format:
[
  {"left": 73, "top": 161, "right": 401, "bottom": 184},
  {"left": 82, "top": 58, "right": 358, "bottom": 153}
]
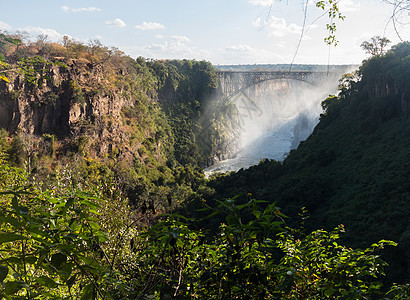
[{"left": 204, "top": 78, "right": 338, "bottom": 175}]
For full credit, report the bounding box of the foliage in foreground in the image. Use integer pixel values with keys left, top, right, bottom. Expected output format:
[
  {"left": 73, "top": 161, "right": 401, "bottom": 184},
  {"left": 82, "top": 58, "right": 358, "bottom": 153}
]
[
  {"left": 0, "top": 155, "right": 406, "bottom": 299},
  {"left": 205, "top": 42, "right": 410, "bottom": 284}
]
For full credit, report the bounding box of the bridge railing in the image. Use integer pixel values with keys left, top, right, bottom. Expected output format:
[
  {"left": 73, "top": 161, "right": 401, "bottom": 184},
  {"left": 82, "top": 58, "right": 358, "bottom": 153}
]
[{"left": 216, "top": 70, "right": 343, "bottom": 98}]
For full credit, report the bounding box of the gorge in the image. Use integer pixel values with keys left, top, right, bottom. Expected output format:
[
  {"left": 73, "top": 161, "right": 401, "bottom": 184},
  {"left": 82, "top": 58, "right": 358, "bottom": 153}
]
[
  {"left": 205, "top": 67, "right": 350, "bottom": 174},
  {"left": 0, "top": 34, "right": 409, "bottom": 298}
]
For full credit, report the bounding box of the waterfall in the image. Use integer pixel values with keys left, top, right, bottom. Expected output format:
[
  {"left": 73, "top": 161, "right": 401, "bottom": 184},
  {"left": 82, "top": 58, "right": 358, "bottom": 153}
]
[{"left": 204, "top": 78, "right": 337, "bottom": 176}]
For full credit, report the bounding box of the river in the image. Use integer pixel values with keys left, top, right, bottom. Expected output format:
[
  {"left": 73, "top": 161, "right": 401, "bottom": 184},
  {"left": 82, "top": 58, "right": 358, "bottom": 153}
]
[
  {"left": 204, "top": 117, "right": 298, "bottom": 176},
  {"left": 203, "top": 79, "right": 333, "bottom": 176}
]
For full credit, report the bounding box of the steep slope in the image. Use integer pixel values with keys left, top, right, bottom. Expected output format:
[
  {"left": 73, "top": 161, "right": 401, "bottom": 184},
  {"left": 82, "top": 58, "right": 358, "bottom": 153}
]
[
  {"left": 0, "top": 35, "right": 238, "bottom": 216},
  {"left": 206, "top": 42, "right": 410, "bottom": 282}
]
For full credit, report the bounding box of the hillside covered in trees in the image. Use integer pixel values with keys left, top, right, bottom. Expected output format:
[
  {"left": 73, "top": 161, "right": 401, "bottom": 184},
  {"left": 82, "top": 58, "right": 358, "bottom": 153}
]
[
  {"left": 204, "top": 42, "right": 410, "bottom": 285},
  {"left": 0, "top": 32, "right": 409, "bottom": 298},
  {"left": 0, "top": 32, "right": 239, "bottom": 217}
]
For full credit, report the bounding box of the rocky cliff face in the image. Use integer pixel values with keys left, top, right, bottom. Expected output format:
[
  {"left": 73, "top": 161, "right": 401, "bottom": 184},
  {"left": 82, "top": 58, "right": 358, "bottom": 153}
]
[
  {"left": 0, "top": 59, "right": 147, "bottom": 161},
  {"left": 0, "top": 56, "right": 241, "bottom": 168}
]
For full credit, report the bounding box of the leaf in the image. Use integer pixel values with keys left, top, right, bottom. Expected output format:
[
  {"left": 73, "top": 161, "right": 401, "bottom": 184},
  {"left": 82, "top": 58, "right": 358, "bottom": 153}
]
[
  {"left": 59, "top": 262, "right": 73, "bottom": 281},
  {"left": 57, "top": 244, "right": 75, "bottom": 252},
  {"left": 25, "top": 256, "right": 37, "bottom": 264},
  {"left": 0, "top": 233, "right": 27, "bottom": 244},
  {"left": 0, "top": 75, "right": 9, "bottom": 83},
  {"left": 80, "top": 199, "right": 100, "bottom": 210},
  {"left": 66, "top": 274, "right": 76, "bottom": 288},
  {"left": 33, "top": 275, "right": 58, "bottom": 288},
  {"left": 324, "top": 288, "right": 335, "bottom": 297},
  {"left": 2, "top": 216, "right": 22, "bottom": 227},
  {"left": 4, "top": 281, "right": 29, "bottom": 295},
  {"left": 11, "top": 196, "right": 19, "bottom": 213},
  {"left": 0, "top": 266, "right": 8, "bottom": 283},
  {"left": 51, "top": 253, "right": 67, "bottom": 270},
  {"left": 0, "top": 257, "right": 22, "bottom": 266},
  {"left": 88, "top": 221, "right": 100, "bottom": 230},
  {"left": 65, "top": 198, "right": 74, "bottom": 209},
  {"left": 80, "top": 283, "right": 95, "bottom": 300},
  {"left": 19, "top": 206, "right": 29, "bottom": 215},
  {"left": 253, "top": 210, "right": 261, "bottom": 220},
  {"left": 79, "top": 256, "right": 98, "bottom": 267},
  {"left": 28, "top": 227, "right": 52, "bottom": 239},
  {"left": 236, "top": 202, "right": 251, "bottom": 210}
]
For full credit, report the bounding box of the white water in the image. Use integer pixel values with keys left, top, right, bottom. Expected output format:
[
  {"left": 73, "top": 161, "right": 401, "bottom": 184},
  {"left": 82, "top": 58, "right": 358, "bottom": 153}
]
[
  {"left": 204, "top": 117, "right": 296, "bottom": 176},
  {"left": 204, "top": 78, "right": 337, "bottom": 177}
]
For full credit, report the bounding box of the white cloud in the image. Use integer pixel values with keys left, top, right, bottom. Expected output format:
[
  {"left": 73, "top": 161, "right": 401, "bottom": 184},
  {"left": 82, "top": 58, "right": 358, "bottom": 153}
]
[
  {"left": 135, "top": 22, "right": 166, "bottom": 30},
  {"left": 225, "top": 44, "right": 254, "bottom": 53},
  {"left": 339, "top": 0, "right": 360, "bottom": 12},
  {"left": 145, "top": 38, "right": 191, "bottom": 55},
  {"left": 105, "top": 18, "right": 127, "bottom": 28},
  {"left": 122, "top": 35, "right": 209, "bottom": 61},
  {"left": 61, "top": 6, "right": 101, "bottom": 13},
  {"left": 20, "top": 26, "right": 68, "bottom": 42},
  {"left": 248, "top": 0, "right": 274, "bottom": 6},
  {"left": 0, "top": 21, "right": 12, "bottom": 31},
  {"left": 155, "top": 34, "right": 164, "bottom": 39},
  {"left": 171, "top": 35, "right": 191, "bottom": 42},
  {"left": 146, "top": 43, "right": 167, "bottom": 52},
  {"left": 222, "top": 44, "right": 285, "bottom": 64},
  {"left": 253, "top": 16, "right": 303, "bottom": 37}
]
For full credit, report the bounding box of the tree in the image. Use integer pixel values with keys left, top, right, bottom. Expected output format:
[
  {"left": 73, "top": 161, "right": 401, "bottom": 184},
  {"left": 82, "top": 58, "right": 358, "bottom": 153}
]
[{"left": 360, "top": 36, "right": 391, "bottom": 56}]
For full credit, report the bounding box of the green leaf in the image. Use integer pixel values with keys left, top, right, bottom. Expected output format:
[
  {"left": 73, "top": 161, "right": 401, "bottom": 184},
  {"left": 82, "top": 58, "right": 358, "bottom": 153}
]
[
  {"left": 79, "top": 256, "right": 98, "bottom": 266},
  {"left": 19, "top": 206, "right": 29, "bottom": 215},
  {"left": 0, "top": 266, "right": 8, "bottom": 283},
  {"left": 2, "top": 216, "right": 22, "bottom": 227},
  {"left": 25, "top": 256, "right": 37, "bottom": 264},
  {"left": 11, "top": 196, "right": 19, "bottom": 213},
  {"left": 253, "top": 210, "right": 261, "bottom": 220},
  {"left": 0, "top": 257, "right": 22, "bottom": 266},
  {"left": 4, "top": 280, "right": 29, "bottom": 295},
  {"left": 66, "top": 274, "right": 76, "bottom": 288},
  {"left": 65, "top": 198, "right": 74, "bottom": 209},
  {"left": 34, "top": 276, "right": 58, "bottom": 288},
  {"left": 59, "top": 262, "right": 73, "bottom": 281},
  {"left": 80, "top": 199, "right": 100, "bottom": 210},
  {"left": 57, "top": 244, "right": 75, "bottom": 252},
  {"left": 0, "top": 233, "right": 27, "bottom": 244},
  {"left": 51, "top": 253, "right": 67, "bottom": 270},
  {"left": 88, "top": 221, "right": 100, "bottom": 230},
  {"left": 80, "top": 283, "right": 95, "bottom": 300},
  {"left": 324, "top": 288, "right": 335, "bottom": 297}
]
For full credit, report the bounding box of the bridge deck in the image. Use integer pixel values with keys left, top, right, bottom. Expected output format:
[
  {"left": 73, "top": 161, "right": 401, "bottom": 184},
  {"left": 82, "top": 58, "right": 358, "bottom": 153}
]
[
  {"left": 216, "top": 70, "right": 339, "bottom": 75},
  {"left": 216, "top": 70, "right": 343, "bottom": 99}
]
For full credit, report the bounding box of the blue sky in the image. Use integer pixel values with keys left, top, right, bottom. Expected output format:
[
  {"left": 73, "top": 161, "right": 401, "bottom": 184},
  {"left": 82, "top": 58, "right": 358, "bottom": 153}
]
[{"left": 1, "top": 0, "right": 408, "bottom": 65}]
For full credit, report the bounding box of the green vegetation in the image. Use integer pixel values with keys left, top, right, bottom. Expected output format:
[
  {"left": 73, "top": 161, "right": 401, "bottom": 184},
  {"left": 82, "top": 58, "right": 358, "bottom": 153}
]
[
  {"left": 204, "top": 42, "right": 410, "bottom": 285},
  {"left": 0, "top": 33, "right": 233, "bottom": 217},
  {"left": 0, "top": 33, "right": 409, "bottom": 298},
  {"left": 0, "top": 156, "right": 405, "bottom": 298}
]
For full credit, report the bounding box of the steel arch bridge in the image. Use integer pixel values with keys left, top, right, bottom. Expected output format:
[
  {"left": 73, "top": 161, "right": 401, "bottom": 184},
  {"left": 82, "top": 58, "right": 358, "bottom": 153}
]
[{"left": 216, "top": 70, "right": 341, "bottom": 100}]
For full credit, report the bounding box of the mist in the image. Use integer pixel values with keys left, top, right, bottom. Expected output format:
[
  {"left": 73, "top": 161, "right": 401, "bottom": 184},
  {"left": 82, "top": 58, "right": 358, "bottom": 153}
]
[{"left": 204, "top": 77, "right": 339, "bottom": 176}]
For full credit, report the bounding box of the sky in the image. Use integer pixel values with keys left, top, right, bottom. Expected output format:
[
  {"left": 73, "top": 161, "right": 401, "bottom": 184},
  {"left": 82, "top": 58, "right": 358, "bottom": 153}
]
[{"left": 0, "top": 0, "right": 408, "bottom": 65}]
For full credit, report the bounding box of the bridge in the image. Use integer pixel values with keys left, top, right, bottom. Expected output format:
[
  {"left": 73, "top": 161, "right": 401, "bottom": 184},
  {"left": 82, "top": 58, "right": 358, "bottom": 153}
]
[
  {"left": 197, "top": 69, "right": 344, "bottom": 157},
  {"left": 216, "top": 70, "right": 342, "bottom": 100}
]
